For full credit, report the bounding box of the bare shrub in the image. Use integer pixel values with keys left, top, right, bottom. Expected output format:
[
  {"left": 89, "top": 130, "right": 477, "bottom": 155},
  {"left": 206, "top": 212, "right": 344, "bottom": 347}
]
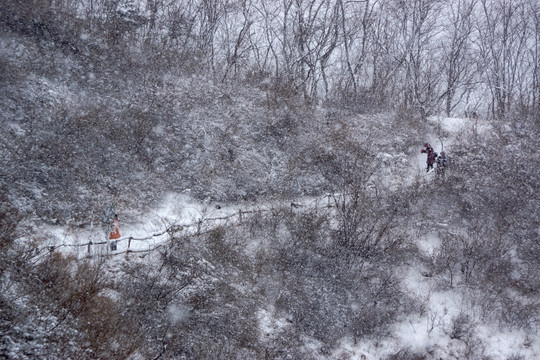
[
  {"left": 385, "top": 348, "right": 427, "bottom": 360},
  {"left": 330, "top": 187, "right": 405, "bottom": 268},
  {"left": 506, "top": 354, "right": 526, "bottom": 360},
  {"left": 431, "top": 232, "right": 463, "bottom": 287},
  {"left": 462, "top": 333, "right": 486, "bottom": 360},
  {"left": 0, "top": 191, "right": 18, "bottom": 258},
  {"left": 449, "top": 312, "right": 473, "bottom": 340}
]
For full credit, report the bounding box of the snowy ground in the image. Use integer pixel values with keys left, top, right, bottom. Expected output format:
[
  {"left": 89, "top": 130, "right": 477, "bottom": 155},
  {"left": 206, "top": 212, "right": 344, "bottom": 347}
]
[
  {"left": 38, "top": 116, "right": 475, "bottom": 257},
  {"left": 34, "top": 116, "right": 539, "bottom": 359},
  {"left": 34, "top": 193, "right": 246, "bottom": 258},
  {"left": 35, "top": 192, "right": 334, "bottom": 260}
]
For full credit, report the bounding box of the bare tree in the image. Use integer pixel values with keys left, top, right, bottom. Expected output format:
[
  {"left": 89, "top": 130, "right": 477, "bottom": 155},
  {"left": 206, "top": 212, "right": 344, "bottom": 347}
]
[
  {"left": 196, "top": 0, "right": 225, "bottom": 74},
  {"left": 398, "top": 0, "right": 444, "bottom": 114},
  {"left": 440, "top": 0, "right": 478, "bottom": 116},
  {"left": 533, "top": 1, "right": 540, "bottom": 114},
  {"left": 476, "top": 0, "right": 531, "bottom": 118},
  {"left": 221, "top": 0, "right": 255, "bottom": 82},
  {"left": 337, "top": 0, "right": 379, "bottom": 95},
  {"left": 365, "top": 0, "right": 444, "bottom": 115},
  {"left": 369, "top": 2, "right": 403, "bottom": 104}
]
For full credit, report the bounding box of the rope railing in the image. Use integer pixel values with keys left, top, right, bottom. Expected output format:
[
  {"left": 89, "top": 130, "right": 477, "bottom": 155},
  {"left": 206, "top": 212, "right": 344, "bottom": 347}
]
[{"left": 34, "top": 194, "right": 340, "bottom": 260}]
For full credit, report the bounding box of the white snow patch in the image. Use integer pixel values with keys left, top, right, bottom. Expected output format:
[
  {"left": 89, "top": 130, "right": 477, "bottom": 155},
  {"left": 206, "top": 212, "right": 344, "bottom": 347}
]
[
  {"left": 417, "top": 232, "right": 441, "bottom": 256},
  {"left": 428, "top": 116, "right": 470, "bottom": 134},
  {"left": 166, "top": 303, "right": 191, "bottom": 324},
  {"left": 8, "top": 123, "right": 26, "bottom": 136},
  {"left": 257, "top": 307, "right": 289, "bottom": 340},
  {"left": 98, "top": 288, "right": 121, "bottom": 302}
]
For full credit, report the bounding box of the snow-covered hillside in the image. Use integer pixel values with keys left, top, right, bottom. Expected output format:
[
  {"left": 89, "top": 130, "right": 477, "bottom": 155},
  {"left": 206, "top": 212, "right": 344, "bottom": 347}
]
[
  {"left": 17, "top": 115, "right": 536, "bottom": 360},
  {"left": 2, "top": 0, "right": 539, "bottom": 357}
]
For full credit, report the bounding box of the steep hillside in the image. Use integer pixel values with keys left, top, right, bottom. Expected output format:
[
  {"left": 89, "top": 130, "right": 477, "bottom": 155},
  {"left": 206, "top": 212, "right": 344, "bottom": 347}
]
[
  {"left": 0, "top": 24, "right": 430, "bottom": 225},
  {"left": 1, "top": 3, "right": 540, "bottom": 359}
]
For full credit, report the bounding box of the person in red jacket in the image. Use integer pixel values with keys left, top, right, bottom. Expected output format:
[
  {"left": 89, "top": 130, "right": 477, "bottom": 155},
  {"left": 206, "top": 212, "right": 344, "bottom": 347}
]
[
  {"left": 109, "top": 214, "right": 120, "bottom": 240},
  {"left": 420, "top": 143, "right": 436, "bottom": 172}
]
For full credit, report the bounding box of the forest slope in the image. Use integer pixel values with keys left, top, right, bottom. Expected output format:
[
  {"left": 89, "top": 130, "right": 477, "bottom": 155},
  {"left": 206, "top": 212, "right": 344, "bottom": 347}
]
[{"left": 1, "top": 4, "right": 540, "bottom": 359}]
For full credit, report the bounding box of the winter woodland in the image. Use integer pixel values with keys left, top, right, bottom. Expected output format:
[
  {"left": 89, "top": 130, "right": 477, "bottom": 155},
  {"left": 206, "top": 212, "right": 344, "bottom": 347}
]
[{"left": 1, "top": 0, "right": 539, "bottom": 359}]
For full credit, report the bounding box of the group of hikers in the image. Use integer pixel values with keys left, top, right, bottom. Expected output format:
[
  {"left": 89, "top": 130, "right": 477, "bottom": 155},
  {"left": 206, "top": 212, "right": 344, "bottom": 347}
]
[
  {"left": 98, "top": 143, "right": 446, "bottom": 250},
  {"left": 421, "top": 142, "right": 448, "bottom": 177}
]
